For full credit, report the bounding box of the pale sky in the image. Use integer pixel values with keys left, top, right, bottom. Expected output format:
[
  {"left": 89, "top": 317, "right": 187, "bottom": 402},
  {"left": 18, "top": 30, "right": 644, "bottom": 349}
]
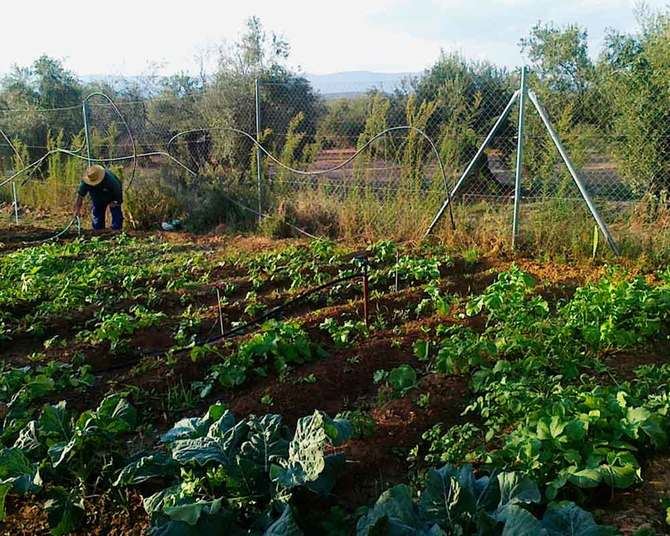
[{"left": 0, "top": 0, "right": 666, "bottom": 77}]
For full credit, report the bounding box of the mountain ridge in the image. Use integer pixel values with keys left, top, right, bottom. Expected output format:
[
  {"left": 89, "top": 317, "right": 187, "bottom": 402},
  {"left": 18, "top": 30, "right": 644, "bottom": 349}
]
[{"left": 80, "top": 70, "right": 419, "bottom": 96}]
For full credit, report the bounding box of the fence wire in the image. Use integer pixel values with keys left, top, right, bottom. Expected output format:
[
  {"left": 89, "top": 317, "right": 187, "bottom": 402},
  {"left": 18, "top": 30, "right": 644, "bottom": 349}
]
[{"left": 0, "top": 69, "right": 668, "bottom": 245}]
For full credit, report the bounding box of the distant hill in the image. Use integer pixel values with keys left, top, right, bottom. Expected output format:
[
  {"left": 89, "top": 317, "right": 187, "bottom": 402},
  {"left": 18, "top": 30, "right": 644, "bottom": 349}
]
[
  {"left": 304, "top": 71, "right": 417, "bottom": 95},
  {"left": 80, "top": 71, "right": 419, "bottom": 97}
]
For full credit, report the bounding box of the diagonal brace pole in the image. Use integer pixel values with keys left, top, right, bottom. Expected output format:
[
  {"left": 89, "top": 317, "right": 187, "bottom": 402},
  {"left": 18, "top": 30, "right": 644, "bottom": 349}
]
[
  {"left": 527, "top": 90, "right": 620, "bottom": 256},
  {"left": 425, "top": 90, "right": 520, "bottom": 236}
]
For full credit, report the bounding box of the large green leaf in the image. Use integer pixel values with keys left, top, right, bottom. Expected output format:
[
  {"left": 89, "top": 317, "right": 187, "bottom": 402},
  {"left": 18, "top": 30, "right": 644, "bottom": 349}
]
[
  {"left": 501, "top": 505, "right": 542, "bottom": 536},
  {"left": 161, "top": 416, "right": 210, "bottom": 443},
  {"left": 44, "top": 486, "right": 85, "bottom": 536},
  {"left": 206, "top": 410, "right": 237, "bottom": 439},
  {"left": 0, "top": 482, "right": 11, "bottom": 521},
  {"left": 48, "top": 437, "right": 79, "bottom": 468},
  {"left": 566, "top": 467, "right": 601, "bottom": 489},
  {"left": 143, "top": 486, "right": 182, "bottom": 519},
  {"left": 93, "top": 394, "right": 137, "bottom": 434},
  {"left": 114, "top": 453, "right": 179, "bottom": 486},
  {"left": 0, "top": 447, "right": 35, "bottom": 480},
  {"left": 164, "top": 498, "right": 222, "bottom": 525},
  {"left": 495, "top": 472, "right": 541, "bottom": 522},
  {"left": 13, "top": 420, "right": 40, "bottom": 453},
  {"left": 38, "top": 401, "right": 70, "bottom": 440},
  {"left": 273, "top": 411, "right": 329, "bottom": 489},
  {"left": 321, "top": 415, "right": 353, "bottom": 447},
  {"left": 540, "top": 501, "right": 617, "bottom": 536},
  {"left": 599, "top": 463, "right": 638, "bottom": 489},
  {"left": 150, "top": 500, "right": 238, "bottom": 536},
  {"left": 305, "top": 453, "right": 346, "bottom": 496},
  {"left": 356, "top": 484, "right": 426, "bottom": 536},
  {"left": 0, "top": 447, "right": 41, "bottom": 516},
  {"left": 239, "top": 414, "right": 287, "bottom": 471},
  {"left": 264, "top": 506, "right": 303, "bottom": 535},
  {"left": 170, "top": 437, "right": 230, "bottom": 466},
  {"left": 419, "top": 465, "right": 478, "bottom": 527}
]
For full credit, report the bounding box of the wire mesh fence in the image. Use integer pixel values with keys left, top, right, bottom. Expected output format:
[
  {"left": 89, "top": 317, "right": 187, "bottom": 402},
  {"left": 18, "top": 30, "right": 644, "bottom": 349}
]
[{"left": 0, "top": 67, "right": 668, "bottom": 249}]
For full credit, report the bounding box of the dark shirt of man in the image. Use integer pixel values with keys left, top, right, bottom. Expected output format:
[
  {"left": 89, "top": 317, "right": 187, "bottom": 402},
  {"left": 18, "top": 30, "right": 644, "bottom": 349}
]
[{"left": 77, "top": 170, "right": 123, "bottom": 206}]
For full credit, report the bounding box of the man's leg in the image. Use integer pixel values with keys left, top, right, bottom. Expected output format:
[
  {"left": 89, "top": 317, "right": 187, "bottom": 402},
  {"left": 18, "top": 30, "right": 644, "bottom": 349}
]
[
  {"left": 110, "top": 204, "right": 123, "bottom": 231},
  {"left": 91, "top": 201, "right": 107, "bottom": 230}
]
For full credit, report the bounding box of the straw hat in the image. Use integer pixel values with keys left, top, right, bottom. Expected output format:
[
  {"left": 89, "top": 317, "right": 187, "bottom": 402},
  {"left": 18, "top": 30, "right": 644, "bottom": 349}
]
[{"left": 82, "top": 164, "right": 105, "bottom": 186}]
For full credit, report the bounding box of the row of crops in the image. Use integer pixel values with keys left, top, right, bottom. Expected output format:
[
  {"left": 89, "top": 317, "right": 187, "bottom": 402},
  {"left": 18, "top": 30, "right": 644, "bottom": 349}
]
[{"left": 0, "top": 234, "right": 669, "bottom": 534}]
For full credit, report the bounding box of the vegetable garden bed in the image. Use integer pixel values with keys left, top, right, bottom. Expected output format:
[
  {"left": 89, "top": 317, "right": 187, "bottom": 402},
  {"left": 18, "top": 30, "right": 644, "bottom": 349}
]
[{"left": 0, "top": 228, "right": 668, "bottom": 535}]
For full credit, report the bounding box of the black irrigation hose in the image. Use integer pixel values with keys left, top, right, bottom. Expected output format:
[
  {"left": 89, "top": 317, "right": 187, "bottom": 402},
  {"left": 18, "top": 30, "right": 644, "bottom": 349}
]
[{"left": 136, "top": 271, "right": 364, "bottom": 361}]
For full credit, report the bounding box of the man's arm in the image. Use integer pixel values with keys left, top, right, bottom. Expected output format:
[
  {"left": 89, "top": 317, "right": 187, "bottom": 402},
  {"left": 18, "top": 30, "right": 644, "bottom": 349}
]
[
  {"left": 73, "top": 194, "right": 84, "bottom": 217},
  {"left": 74, "top": 181, "right": 88, "bottom": 216}
]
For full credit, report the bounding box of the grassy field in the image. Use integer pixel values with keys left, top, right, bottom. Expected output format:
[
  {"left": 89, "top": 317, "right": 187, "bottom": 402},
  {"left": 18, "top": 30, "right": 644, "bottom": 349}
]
[{"left": 0, "top": 222, "right": 669, "bottom": 535}]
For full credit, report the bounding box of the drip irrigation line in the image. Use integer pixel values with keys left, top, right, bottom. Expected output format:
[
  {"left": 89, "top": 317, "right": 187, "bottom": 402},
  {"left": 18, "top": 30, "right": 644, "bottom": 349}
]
[
  {"left": 0, "top": 144, "right": 317, "bottom": 240},
  {"left": 20, "top": 216, "right": 81, "bottom": 245},
  {"left": 96, "top": 271, "right": 362, "bottom": 374},
  {"left": 2, "top": 93, "right": 457, "bottom": 238},
  {"left": 141, "top": 271, "right": 362, "bottom": 360}
]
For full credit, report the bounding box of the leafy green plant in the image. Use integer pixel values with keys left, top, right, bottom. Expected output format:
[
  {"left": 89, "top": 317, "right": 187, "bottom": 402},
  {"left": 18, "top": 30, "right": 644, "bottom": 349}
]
[
  {"left": 415, "top": 281, "right": 454, "bottom": 317},
  {"left": 0, "top": 362, "right": 94, "bottom": 444},
  {"left": 208, "top": 320, "right": 325, "bottom": 389},
  {"left": 662, "top": 496, "right": 670, "bottom": 526},
  {"left": 392, "top": 255, "right": 444, "bottom": 284},
  {"left": 38, "top": 394, "right": 137, "bottom": 485},
  {"left": 0, "top": 394, "right": 136, "bottom": 532},
  {"left": 320, "top": 318, "right": 369, "bottom": 347},
  {"left": 165, "top": 380, "right": 200, "bottom": 414},
  {"left": 462, "top": 247, "right": 480, "bottom": 267},
  {"left": 335, "top": 410, "right": 376, "bottom": 438},
  {"left": 374, "top": 365, "right": 419, "bottom": 399},
  {"left": 415, "top": 324, "right": 496, "bottom": 374},
  {"left": 116, "top": 404, "right": 352, "bottom": 534},
  {"left": 559, "top": 272, "right": 670, "bottom": 351},
  {"left": 356, "top": 464, "right": 615, "bottom": 535},
  {"left": 83, "top": 306, "right": 166, "bottom": 351},
  {"left": 0, "top": 447, "right": 41, "bottom": 521},
  {"left": 173, "top": 305, "right": 205, "bottom": 347},
  {"left": 0, "top": 236, "right": 208, "bottom": 336},
  {"left": 294, "top": 373, "right": 318, "bottom": 385},
  {"left": 484, "top": 379, "right": 670, "bottom": 500},
  {"left": 419, "top": 422, "right": 485, "bottom": 465},
  {"left": 416, "top": 392, "right": 430, "bottom": 408},
  {"left": 466, "top": 265, "right": 548, "bottom": 327}
]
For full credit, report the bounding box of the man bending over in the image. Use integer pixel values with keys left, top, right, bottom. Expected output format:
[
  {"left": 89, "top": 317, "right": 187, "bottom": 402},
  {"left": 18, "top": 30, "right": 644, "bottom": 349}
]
[{"left": 74, "top": 164, "right": 123, "bottom": 230}]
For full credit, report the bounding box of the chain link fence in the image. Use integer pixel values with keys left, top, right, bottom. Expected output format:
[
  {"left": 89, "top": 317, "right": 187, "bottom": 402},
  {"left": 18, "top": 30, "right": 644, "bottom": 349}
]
[{"left": 1, "top": 68, "right": 668, "bottom": 249}]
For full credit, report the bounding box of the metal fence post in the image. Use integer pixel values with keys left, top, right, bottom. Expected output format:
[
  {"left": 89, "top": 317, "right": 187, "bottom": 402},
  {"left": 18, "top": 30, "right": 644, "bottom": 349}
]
[
  {"left": 82, "top": 101, "right": 92, "bottom": 166},
  {"left": 512, "top": 66, "right": 528, "bottom": 249},
  {"left": 528, "top": 90, "right": 620, "bottom": 256},
  {"left": 254, "top": 79, "right": 263, "bottom": 225},
  {"left": 12, "top": 181, "right": 19, "bottom": 224}
]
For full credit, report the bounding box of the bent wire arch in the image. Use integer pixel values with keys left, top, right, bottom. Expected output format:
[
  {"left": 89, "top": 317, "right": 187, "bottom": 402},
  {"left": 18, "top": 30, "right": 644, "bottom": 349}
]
[
  {"left": 167, "top": 125, "right": 456, "bottom": 230},
  {"left": 1, "top": 93, "right": 456, "bottom": 238},
  {"left": 82, "top": 92, "right": 138, "bottom": 189}
]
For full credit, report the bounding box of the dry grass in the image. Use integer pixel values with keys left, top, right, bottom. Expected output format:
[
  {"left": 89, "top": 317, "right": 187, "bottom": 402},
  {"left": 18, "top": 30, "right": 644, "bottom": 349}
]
[{"left": 8, "top": 163, "right": 670, "bottom": 265}]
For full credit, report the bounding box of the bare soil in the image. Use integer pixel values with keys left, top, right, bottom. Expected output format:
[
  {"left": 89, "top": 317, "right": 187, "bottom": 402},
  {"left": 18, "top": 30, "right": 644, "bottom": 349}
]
[{"left": 1, "top": 227, "right": 666, "bottom": 534}]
